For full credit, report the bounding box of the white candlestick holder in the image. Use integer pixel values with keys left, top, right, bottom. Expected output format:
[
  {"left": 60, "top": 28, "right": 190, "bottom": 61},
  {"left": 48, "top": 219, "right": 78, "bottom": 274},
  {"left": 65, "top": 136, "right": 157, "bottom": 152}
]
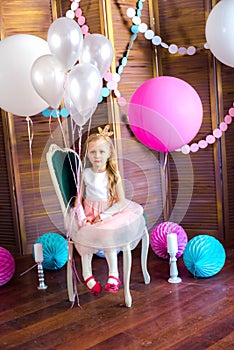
[
  {"left": 37, "top": 262, "right": 48, "bottom": 290},
  {"left": 167, "top": 233, "right": 182, "bottom": 283},
  {"left": 168, "top": 252, "right": 182, "bottom": 284},
  {"left": 34, "top": 243, "right": 47, "bottom": 290}
]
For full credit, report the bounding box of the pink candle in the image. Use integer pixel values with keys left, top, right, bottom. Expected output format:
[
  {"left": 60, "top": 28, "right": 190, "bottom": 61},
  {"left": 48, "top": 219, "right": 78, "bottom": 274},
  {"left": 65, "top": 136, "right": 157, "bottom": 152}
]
[{"left": 167, "top": 233, "right": 178, "bottom": 254}]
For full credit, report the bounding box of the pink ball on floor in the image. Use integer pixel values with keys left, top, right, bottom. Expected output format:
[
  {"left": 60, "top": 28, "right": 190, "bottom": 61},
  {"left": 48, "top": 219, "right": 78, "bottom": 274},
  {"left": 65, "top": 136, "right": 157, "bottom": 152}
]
[
  {"left": 0, "top": 247, "right": 15, "bottom": 286},
  {"left": 150, "top": 221, "right": 188, "bottom": 259}
]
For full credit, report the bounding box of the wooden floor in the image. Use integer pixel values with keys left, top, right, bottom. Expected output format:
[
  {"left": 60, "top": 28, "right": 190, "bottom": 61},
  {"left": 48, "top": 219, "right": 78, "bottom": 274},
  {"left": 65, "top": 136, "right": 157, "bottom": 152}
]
[{"left": 0, "top": 242, "right": 233, "bottom": 350}]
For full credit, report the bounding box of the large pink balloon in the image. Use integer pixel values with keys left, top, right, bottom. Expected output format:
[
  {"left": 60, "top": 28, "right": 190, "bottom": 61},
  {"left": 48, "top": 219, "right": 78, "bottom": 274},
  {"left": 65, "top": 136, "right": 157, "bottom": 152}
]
[{"left": 128, "top": 76, "right": 203, "bottom": 152}]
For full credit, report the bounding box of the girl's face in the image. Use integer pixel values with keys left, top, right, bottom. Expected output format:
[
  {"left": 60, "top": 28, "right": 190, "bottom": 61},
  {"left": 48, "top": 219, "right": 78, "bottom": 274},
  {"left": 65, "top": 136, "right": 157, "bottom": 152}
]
[{"left": 87, "top": 137, "right": 111, "bottom": 172}]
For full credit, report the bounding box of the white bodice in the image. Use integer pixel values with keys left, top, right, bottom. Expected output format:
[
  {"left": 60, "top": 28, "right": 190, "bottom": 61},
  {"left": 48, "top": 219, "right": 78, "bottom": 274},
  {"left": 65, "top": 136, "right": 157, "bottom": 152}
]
[{"left": 83, "top": 168, "right": 109, "bottom": 200}]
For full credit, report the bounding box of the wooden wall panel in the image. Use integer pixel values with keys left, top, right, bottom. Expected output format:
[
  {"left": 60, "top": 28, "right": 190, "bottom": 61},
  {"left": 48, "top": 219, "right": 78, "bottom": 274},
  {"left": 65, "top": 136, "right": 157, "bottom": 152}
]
[
  {"left": 152, "top": 0, "right": 234, "bottom": 240},
  {"left": 0, "top": 111, "right": 21, "bottom": 254},
  {"left": 0, "top": 0, "right": 64, "bottom": 254},
  {"left": 0, "top": 0, "right": 234, "bottom": 256},
  {"left": 220, "top": 64, "right": 234, "bottom": 240}
]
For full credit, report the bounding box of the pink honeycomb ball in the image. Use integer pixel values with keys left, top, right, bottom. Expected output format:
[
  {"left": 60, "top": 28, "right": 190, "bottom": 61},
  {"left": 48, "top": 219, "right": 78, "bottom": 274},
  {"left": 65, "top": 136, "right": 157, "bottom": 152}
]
[
  {"left": 150, "top": 221, "right": 188, "bottom": 259},
  {"left": 0, "top": 247, "right": 15, "bottom": 286}
]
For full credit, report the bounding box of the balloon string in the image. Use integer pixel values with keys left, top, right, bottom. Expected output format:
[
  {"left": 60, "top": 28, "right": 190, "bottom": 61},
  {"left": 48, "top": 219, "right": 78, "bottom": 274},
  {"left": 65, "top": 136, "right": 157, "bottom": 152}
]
[
  {"left": 26, "top": 116, "right": 39, "bottom": 238},
  {"left": 71, "top": 117, "right": 92, "bottom": 208},
  {"left": 70, "top": 114, "right": 77, "bottom": 152},
  {"left": 71, "top": 120, "right": 82, "bottom": 198},
  {"left": 82, "top": 116, "right": 92, "bottom": 170},
  {"left": 162, "top": 152, "right": 169, "bottom": 221},
  {"left": 163, "top": 151, "right": 168, "bottom": 172},
  {"left": 26, "top": 116, "right": 34, "bottom": 157},
  {"left": 49, "top": 112, "right": 53, "bottom": 138},
  {"left": 74, "top": 126, "right": 83, "bottom": 199},
  {"left": 20, "top": 263, "right": 38, "bottom": 276},
  {"left": 70, "top": 257, "right": 82, "bottom": 309},
  {"left": 56, "top": 109, "right": 68, "bottom": 148},
  {"left": 64, "top": 116, "right": 82, "bottom": 203},
  {"left": 78, "top": 126, "right": 83, "bottom": 160}
]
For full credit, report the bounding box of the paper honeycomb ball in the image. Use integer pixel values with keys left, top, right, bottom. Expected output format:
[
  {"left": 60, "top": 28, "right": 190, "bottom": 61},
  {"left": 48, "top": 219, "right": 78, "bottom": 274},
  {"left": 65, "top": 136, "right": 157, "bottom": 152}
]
[
  {"left": 150, "top": 221, "right": 188, "bottom": 259},
  {"left": 33, "top": 232, "right": 68, "bottom": 270},
  {"left": 0, "top": 247, "right": 15, "bottom": 286},
  {"left": 183, "top": 235, "right": 226, "bottom": 278}
]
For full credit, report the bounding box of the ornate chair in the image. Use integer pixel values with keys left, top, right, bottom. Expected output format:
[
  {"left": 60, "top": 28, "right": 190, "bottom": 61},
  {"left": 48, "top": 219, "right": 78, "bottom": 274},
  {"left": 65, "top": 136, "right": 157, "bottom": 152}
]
[{"left": 46, "top": 143, "right": 150, "bottom": 307}]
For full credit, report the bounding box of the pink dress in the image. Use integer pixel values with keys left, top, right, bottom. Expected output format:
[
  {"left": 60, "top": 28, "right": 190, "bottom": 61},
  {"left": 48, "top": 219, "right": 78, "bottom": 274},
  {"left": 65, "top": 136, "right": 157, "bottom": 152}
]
[{"left": 67, "top": 168, "right": 146, "bottom": 256}]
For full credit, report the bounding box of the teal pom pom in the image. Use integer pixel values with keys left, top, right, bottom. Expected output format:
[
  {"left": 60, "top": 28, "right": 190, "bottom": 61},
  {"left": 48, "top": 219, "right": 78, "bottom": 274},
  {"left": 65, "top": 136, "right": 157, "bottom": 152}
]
[
  {"left": 183, "top": 235, "right": 226, "bottom": 278},
  {"left": 33, "top": 232, "right": 68, "bottom": 270}
]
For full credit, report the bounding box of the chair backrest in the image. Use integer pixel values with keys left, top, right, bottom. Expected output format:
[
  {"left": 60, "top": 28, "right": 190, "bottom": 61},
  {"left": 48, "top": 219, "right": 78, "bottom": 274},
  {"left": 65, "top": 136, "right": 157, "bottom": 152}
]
[{"left": 46, "top": 144, "right": 81, "bottom": 215}]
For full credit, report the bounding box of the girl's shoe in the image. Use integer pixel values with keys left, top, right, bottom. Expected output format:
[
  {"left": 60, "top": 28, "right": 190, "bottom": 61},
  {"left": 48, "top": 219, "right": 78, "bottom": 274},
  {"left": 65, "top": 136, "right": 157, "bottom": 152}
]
[
  {"left": 84, "top": 276, "right": 102, "bottom": 296},
  {"left": 105, "top": 275, "right": 121, "bottom": 293}
]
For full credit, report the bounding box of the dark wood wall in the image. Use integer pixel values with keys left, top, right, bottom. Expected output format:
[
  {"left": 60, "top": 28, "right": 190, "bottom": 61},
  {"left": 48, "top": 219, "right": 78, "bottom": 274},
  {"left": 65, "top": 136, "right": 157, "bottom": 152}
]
[
  {"left": 0, "top": 0, "right": 233, "bottom": 255},
  {"left": 155, "top": 0, "right": 234, "bottom": 241}
]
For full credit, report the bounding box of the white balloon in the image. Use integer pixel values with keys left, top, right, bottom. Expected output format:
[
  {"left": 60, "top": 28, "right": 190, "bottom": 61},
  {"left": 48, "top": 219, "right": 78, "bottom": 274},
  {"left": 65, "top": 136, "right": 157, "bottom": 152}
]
[
  {"left": 206, "top": 0, "right": 234, "bottom": 68},
  {"left": 64, "top": 93, "right": 90, "bottom": 127},
  {"left": 47, "top": 17, "right": 83, "bottom": 70},
  {"left": 0, "top": 34, "right": 50, "bottom": 116},
  {"left": 79, "top": 34, "right": 114, "bottom": 77},
  {"left": 31, "top": 55, "right": 66, "bottom": 109},
  {"left": 65, "top": 63, "right": 102, "bottom": 125}
]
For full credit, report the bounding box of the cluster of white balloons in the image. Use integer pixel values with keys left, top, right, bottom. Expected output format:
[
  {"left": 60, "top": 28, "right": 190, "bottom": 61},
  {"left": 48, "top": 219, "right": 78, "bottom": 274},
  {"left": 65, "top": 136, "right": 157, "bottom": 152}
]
[{"left": 0, "top": 17, "right": 113, "bottom": 126}]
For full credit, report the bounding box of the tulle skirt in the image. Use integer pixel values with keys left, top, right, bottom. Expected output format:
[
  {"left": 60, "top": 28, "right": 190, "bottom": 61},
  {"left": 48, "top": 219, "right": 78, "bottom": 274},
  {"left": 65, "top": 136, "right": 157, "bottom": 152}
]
[{"left": 66, "top": 199, "right": 145, "bottom": 256}]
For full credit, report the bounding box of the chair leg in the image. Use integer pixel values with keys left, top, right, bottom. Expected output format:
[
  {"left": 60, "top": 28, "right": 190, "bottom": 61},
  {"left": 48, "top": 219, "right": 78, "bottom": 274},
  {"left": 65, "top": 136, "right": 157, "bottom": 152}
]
[
  {"left": 141, "top": 227, "right": 150, "bottom": 284},
  {"left": 123, "top": 245, "right": 132, "bottom": 308},
  {"left": 67, "top": 241, "right": 75, "bottom": 302}
]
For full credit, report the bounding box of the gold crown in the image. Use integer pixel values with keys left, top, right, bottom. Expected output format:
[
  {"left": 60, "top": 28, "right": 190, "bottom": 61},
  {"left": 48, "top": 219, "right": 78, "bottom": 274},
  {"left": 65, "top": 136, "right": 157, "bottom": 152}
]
[{"left": 97, "top": 125, "right": 114, "bottom": 139}]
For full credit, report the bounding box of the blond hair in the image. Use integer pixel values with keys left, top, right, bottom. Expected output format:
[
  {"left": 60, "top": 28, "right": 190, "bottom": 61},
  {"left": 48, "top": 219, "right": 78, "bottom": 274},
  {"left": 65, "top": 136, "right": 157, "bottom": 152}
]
[{"left": 86, "top": 132, "right": 119, "bottom": 204}]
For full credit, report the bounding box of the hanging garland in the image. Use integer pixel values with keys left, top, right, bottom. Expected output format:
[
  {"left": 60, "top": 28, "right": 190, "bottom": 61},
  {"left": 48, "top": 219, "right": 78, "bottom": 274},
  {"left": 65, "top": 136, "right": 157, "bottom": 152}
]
[
  {"left": 43, "top": 0, "right": 233, "bottom": 153},
  {"left": 126, "top": 6, "right": 209, "bottom": 56},
  {"left": 179, "top": 105, "right": 234, "bottom": 154},
  {"left": 64, "top": 0, "right": 148, "bottom": 107}
]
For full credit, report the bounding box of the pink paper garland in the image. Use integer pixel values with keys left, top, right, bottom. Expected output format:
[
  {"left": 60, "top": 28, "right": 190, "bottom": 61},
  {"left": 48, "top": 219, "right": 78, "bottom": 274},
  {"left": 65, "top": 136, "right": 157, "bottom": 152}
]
[
  {"left": 180, "top": 103, "right": 234, "bottom": 154},
  {"left": 66, "top": 0, "right": 130, "bottom": 107}
]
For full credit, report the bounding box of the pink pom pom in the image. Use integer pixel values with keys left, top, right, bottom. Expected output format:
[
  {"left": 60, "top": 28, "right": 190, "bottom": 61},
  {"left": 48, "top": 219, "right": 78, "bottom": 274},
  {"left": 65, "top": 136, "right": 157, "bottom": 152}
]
[
  {"left": 0, "top": 247, "right": 15, "bottom": 286},
  {"left": 150, "top": 221, "right": 188, "bottom": 259}
]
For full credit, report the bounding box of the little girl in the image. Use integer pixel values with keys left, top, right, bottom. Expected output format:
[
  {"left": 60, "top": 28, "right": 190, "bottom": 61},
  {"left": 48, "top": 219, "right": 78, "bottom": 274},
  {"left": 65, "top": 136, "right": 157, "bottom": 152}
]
[{"left": 70, "top": 125, "right": 145, "bottom": 296}]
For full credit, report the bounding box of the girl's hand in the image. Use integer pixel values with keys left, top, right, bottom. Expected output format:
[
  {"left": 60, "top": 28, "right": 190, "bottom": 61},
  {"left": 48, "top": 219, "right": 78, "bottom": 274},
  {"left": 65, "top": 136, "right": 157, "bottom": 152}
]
[
  {"left": 84, "top": 216, "right": 93, "bottom": 224},
  {"left": 92, "top": 215, "right": 101, "bottom": 224}
]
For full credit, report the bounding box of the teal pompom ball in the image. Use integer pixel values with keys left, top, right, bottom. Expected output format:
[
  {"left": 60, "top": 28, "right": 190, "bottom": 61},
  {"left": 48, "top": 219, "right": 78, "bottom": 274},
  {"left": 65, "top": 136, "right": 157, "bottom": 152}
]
[
  {"left": 183, "top": 235, "right": 226, "bottom": 278},
  {"left": 33, "top": 232, "right": 68, "bottom": 270}
]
